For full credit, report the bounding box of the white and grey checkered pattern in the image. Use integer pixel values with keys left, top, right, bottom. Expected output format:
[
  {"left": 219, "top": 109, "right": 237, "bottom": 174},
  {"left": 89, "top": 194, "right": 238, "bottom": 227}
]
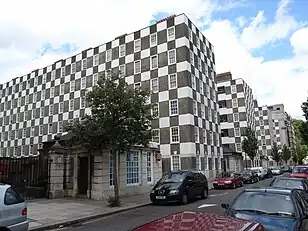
[{"left": 0, "top": 14, "right": 222, "bottom": 170}]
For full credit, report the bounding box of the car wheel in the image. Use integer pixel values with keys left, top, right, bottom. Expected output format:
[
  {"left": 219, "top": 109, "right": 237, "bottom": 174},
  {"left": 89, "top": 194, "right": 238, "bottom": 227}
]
[
  {"left": 240, "top": 181, "right": 244, "bottom": 187},
  {"left": 181, "top": 193, "right": 188, "bottom": 205},
  {"left": 201, "top": 188, "right": 208, "bottom": 199},
  {"left": 232, "top": 183, "right": 236, "bottom": 189}
]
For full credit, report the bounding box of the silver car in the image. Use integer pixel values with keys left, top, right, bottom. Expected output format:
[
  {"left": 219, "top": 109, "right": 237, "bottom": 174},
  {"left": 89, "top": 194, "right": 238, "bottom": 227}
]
[{"left": 0, "top": 184, "right": 28, "bottom": 231}]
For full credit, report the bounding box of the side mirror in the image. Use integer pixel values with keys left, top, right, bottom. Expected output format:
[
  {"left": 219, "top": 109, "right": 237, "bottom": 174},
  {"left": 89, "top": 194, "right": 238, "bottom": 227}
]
[{"left": 221, "top": 203, "right": 230, "bottom": 209}]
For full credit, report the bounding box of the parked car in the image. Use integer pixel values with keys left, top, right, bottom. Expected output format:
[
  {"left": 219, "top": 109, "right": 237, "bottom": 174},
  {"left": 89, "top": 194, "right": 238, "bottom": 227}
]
[
  {"left": 132, "top": 211, "right": 266, "bottom": 231},
  {"left": 271, "top": 167, "right": 282, "bottom": 175},
  {"left": 249, "top": 167, "right": 266, "bottom": 180},
  {"left": 0, "top": 184, "right": 28, "bottom": 231},
  {"left": 290, "top": 165, "right": 308, "bottom": 178},
  {"left": 222, "top": 188, "right": 308, "bottom": 230},
  {"left": 150, "top": 170, "right": 208, "bottom": 205},
  {"left": 264, "top": 168, "right": 273, "bottom": 178},
  {"left": 240, "top": 169, "right": 259, "bottom": 184},
  {"left": 270, "top": 177, "right": 308, "bottom": 201},
  {"left": 213, "top": 172, "right": 243, "bottom": 189}
]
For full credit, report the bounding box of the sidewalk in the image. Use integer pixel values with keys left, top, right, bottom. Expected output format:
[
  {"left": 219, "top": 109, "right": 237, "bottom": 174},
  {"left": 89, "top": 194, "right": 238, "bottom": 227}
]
[{"left": 28, "top": 178, "right": 215, "bottom": 231}]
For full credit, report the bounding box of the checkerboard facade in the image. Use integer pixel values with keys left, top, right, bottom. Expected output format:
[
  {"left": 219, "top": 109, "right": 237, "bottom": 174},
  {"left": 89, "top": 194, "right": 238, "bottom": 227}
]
[
  {"left": 0, "top": 14, "right": 222, "bottom": 172},
  {"left": 216, "top": 73, "right": 255, "bottom": 161}
]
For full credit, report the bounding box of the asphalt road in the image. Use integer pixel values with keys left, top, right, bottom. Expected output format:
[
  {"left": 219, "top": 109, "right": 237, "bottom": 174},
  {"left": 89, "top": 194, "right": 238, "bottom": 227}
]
[{"left": 53, "top": 177, "right": 274, "bottom": 231}]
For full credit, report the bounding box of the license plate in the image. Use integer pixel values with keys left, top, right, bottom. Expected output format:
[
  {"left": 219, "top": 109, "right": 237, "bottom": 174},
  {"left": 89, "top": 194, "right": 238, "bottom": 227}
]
[
  {"left": 156, "top": 196, "right": 166, "bottom": 199},
  {"left": 218, "top": 184, "right": 224, "bottom": 186}
]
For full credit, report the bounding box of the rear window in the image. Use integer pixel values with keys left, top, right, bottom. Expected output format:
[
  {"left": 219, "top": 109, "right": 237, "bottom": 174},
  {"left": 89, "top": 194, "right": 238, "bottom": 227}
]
[
  {"left": 4, "top": 187, "right": 25, "bottom": 205},
  {"left": 271, "top": 179, "right": 304, "bottom": 190},
  {"left": 293, "top": 167, "right": 308, "bottom": 173}
]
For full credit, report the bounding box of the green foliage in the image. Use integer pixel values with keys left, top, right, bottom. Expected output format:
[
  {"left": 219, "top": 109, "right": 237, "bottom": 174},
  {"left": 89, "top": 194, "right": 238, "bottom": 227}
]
[
  {"left": 296, "top": 144, "right": 308, "bottom": 165},
  {"left": 292, "top": 152, "right": 298, "bottom": 164},
  {"left": 302, "top": 101, "right": 308, "bottom": 121},
  {"left": 282, "top": 145, "right": 291, "bottom": 164},
  {"left": 242, "top": 127, "right": 258, "bottom": 164},
  {"left": 271, "top": 143, "right": 281, "bottom": 165},
  {"left": 293, "top": 119, "right": 308, "bottom": 145}
]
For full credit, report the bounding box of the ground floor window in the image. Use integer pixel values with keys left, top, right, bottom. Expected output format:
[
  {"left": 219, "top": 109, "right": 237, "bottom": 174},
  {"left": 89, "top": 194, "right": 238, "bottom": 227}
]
[
  {"left": 126, "top": 151, "right": 139, "bottom": 185},
  {"left": 109, "top": 153, "right": 114, "bottom": 186},
  {"left": 172, "top": 155, "right": 180, "bottom": 170},
  {"left": 146, "top": 152, "right": 152, "bottom": 183},
  {"left": 208, "top": 157, "right": 213, "bottom": 170},
  {"left": 196, "top": 155, "right": 201, "bottom": 170}
]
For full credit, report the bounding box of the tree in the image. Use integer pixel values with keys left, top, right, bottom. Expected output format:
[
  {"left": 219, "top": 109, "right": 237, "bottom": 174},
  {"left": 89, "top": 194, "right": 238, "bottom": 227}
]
[
  {"left": 282, "top": 145, "right": 291, "bottom": 165},
  {"left": 293, "top": 152, "right": 298, "bottom": 164},
  {"left": 302, "top": 100, "right": 308, "bottom": 121},
  {"left": 271, "top": 143, "right": 281, "bottom": 166},
  {"left": 296, "top": 143, "right": 308, "bottom": 165},
  {"left": 65, "top": 71, "right": 153, "bottom": 205},
  {"left": 242, "top": 127, "right": 258, "bottom": 167}
]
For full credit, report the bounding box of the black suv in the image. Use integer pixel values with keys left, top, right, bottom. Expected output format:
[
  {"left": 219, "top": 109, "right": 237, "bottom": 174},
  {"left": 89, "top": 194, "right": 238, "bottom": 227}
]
[{"left": 150, "top": 170, "right": 209, "bottom": 205}]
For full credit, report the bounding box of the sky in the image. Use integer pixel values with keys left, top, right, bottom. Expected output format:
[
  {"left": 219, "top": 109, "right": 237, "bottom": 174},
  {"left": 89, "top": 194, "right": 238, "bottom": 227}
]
[{"left": 0, "top": 0, "right": 307, "bottom": 119}]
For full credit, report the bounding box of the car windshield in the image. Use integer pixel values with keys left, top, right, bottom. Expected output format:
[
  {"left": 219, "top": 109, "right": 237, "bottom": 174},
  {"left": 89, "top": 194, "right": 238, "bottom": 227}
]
[
  {"left": 293, "top": 167, "right": 308, "bottom": 173},
  {"left": 160, "top": 172, "right": 186, "bottom": 183},
  {"left": 231, "top": 192, "right": 295, "bottom": 216},
  {"left": 241, "top": 171, "right": 251, "bottom": 176},
  {"left": 271, "top": 179, "right": 304, "bottom": 190},
  {"left": 218, "top": 172, "right": 234, "bottom": 178}
]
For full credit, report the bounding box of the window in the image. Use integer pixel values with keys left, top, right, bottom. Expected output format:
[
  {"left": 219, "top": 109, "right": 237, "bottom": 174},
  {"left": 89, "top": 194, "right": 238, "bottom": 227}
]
[
  {"left": 42, "top": 73, "right": 47, "bottom": 83},
  {"left": 4, "top": 187, "right": 24, "bottom": 206},
  {"left": 170, "top": 126, "right": 179, "bottom": 143},
  {"left": 134, "top": 82, "right": 141, "bottom": 89},
  {"left": 259, "top": 110, "right": 263, "bottom": 116},
  {"left": 233, "top": 113, "right": 239, "bottom": 122},
  {"left": 231, "top": 85, "right": 237, "bottom": 93},
  {"left": 167, "top": 27, "right": 175, "bottom": 40},
  {"left": 39, "top": 125, "right": 43, "bottom": 135},
  {"left": 206, "top": 85, "right": 210, "bottom": 97},
  {"left": 150, "top": 55, "right": 158, "bottom": 69},
  {"left": 152, "top": 103, "right": 159, "bottom": 118},
  {"left": 25, "top": 95, "right": 29, "bottom": 105},
  {"left": 201, "top": 105, "right": 205, "bottom": 118},
  {"left": 50, "top": 87, "right": 55, "bottom": 98},
  {"left": 169, "top": 74, "right": 177, "bottom": 89},
  {"left": 172, "top": 156, "right": 180, "bottom": 171},
  {"left": 234, "top": 128, "right": 241, "bottom": 137},
  {"left": 209, "top": 131, "right": 213, "bottom": 145},
  {"left": 198, "top": 58, "right": 201, "bottom": 70},
  {"left": 93, "top": 73, "right": 98, "bottom": 85},
  {"left": 48, "top": 124, "right": 52, "bottom": 134},
  {"left": 260, "top": 119, "right": 264, "bottom": 126},
  {"left": 106, "top": 49, "right": 112, "bottom": 62},
  {"left": 49, "top": 105, "right": 54, "bottom": 115},
  {"left": 34, "top": 77, "right": 38, "bottom": 86},
  {"left": 69, "top": 99, "right": 75, "bottom": 111},
  {"left": 119, "top": 44, "right": 125, "bottom": 57},
  {"left": 22, "top": 128, "right": 27, "bottom": 138},
  {"left": 193, "top": 100, "right": 197, "bottom": 115},
  {"left": 109, "top": 153, "right": 114, "bottom": 186},
  {"left": 195, "top": 127, "right": 199, "bottom": 143},
  {"left": 126, "top": 151, "right": 139, "bottom": 185},
  {"left": 191, "top": 74, "right": 196, "bottom": 89},
  {"left": 33, "top": 93, "right": 37, "bottom": 103},
  {"left": 150, "top": 33, "right": 157, "bottom": 46},
  {"left": 151, "top": 78, "right": 158, "bottom": 93},
  {"left": 196, "top": 38, "right": 199, "bottom": 48},
  {"left": 199, "top": 80, "right": 203, "bottom": 93},
  {"left": 17, "top": 113, "right": 20, "bottom": 123},
  {"left": 208, "top": 108, "right": 212, "bottom": 120},
  {"left": 190, "top": 50, "right": 194, "bottom": 64},
  {"left": 105, "top": 69, "right": 111, "bottom": 79},
  {"left": 169, "top": 100, "right": 178, "bottom": 116},
  {"left": 80, "top": 97, "right": 85, "bottom": 108},
  {"left": 71, "top": 63, "right": 76, "bottom": 74},
  {"left": 232, "top": 98, "right": 238, "bottom": 107},
  {"left": 40, "top": 108, "right": 44, "bottom": 117},
  {"left": 58, "top": 121, "right": 63, "bottom": 133},
  {"left": 203, "top": 129, "right": 207, "bottom": 144},
  {"left": 152, "top": 129, "right": 160, "bottom": 143},
  {"left": 60, "top": 84, "right": 64, "bottom": 95},
  {"left": 81, "top": 77, "right": 86, "bottom": 89},
  {"left": 134, "top": 60, "right": 141, "bottom": 74},
  {"left": 38, "top": 143, "right": 43, "bottom": 150},
  {"left": 146, "top": 153, "right": 152, "bottom": 183},
  {"left": 70, "top": 80, "right": 75, "bottom": 92},
  {"left": 93, "top": 54, "right": 99, "bottom": 66},
  {"left": 262, "top": 139, "right": 266, "bottom": 146},
  {"left": 18, "top": 98, "right": 21, "bottom": 107},
  {"left": 236, "top": 143, "right": 242, "bottom": 152},
  {"left": 24, "top": 111, "right": 28, "bottom": 121},
  {"left": 59, "top": 102, "right": 64, "bottom": 113},
  {"left": 134, "top": 39, "right": 141, "bottom": 52},
  {"left": 61, "top": 67, "right": 65, "bottom": 77},
  {"left": 51, "top": 71, "right": 55, "bottom": 81},
  {"left": 119, "top": 65, "right": 125, "bottom": 78},
  {"left": 168, "top": 50, "right": 176, "bottom": 65},
  {"left": 19, "top": 83, "right": 22, "bottom": 92},
  {"left": 188, "top": 29, "right": 192, "bottom": 41},
  {"left": 82, "top": 59, "right": 87, "bottom": 70},
  {"left": 261, "top": 129, "right": 265, "bottom": 136}
]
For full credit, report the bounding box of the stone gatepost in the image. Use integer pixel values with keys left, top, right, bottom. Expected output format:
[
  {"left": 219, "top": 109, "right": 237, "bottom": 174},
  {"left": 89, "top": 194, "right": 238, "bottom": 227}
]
[{"left": 48, "top": 135, "right": 65, "bottom": 199}]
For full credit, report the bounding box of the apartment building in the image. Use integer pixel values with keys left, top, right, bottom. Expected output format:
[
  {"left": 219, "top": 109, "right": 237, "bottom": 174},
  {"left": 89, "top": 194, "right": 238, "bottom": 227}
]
[
  {"left": 216, "top": 72, "right": 255, "bottom": 171},
  {"left": 0, "top": 13, "right": 222, "bottom": 178}
]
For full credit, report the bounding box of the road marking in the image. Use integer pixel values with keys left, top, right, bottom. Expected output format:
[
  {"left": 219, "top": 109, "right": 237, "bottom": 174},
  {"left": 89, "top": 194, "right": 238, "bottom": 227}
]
[
  {"left": 197, "top": 204, "right": 217, "bottom": 208},
  {"left": 208, "top": 192, "right": 228, "bottom": 197}
]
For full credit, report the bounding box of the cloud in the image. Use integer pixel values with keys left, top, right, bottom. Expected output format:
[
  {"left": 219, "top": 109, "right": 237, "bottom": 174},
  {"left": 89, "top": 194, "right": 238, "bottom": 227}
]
[{"left": 0, "top": 0, "right": 306, "bottom": 119}]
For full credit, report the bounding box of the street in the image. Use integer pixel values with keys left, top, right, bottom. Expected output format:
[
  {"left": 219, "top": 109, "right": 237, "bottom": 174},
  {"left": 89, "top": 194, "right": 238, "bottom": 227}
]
[{"left": 52, "top": 177, "right": 273, "bottom": 231}]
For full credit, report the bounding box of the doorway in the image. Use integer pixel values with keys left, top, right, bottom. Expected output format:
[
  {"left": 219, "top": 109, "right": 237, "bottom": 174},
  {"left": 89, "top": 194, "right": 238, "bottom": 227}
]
[{"left": 78, "top": 156, "right": 88, "bottom": 195}]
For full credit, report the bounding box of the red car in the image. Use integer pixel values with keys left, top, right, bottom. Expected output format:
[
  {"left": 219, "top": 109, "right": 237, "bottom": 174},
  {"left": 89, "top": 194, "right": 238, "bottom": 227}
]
[
  {"left": 213, "top": 172, "right": 244, "bottom": 189},
  {"left": 290, "top": 165, "right": 308, "bottom": 178},
  {"left": 132, "top": 211, "right": 266, "bottom": 231}
]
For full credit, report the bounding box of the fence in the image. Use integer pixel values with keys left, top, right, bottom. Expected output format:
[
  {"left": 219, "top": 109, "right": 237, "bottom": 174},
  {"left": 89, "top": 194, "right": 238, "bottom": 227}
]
[{"left": 0, "top": 155, "right": 49, "bottom": 200}]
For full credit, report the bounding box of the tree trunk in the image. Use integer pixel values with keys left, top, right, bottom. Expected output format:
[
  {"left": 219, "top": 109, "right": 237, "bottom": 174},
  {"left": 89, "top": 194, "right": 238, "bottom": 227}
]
[{"left": 112, "top": 149, "right": 120, "bottom": 204}]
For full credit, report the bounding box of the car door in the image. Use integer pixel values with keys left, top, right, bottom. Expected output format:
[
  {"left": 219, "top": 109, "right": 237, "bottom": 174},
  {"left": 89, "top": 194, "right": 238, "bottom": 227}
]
[
  {"left": 186, "top": 173, "right": 197, "bottom": 199},
  {"left": 194, "top": 173, "right": 205, "bottom": 195},
  {"left": 234, "top": 173, "right": 241, "bottom": 185}
]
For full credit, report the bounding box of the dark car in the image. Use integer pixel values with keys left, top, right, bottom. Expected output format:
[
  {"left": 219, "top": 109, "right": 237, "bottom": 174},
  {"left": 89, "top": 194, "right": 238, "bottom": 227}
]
[
  {"left": 132, "top": 211, "right": 266, "bottom": 231},
  {"left": 240, "top": 170, "right": 259, "bottom": 184},
  {"left": 213, "top": 172, "right": 243, "bottom": 189},
  {"left": 270, "top": 177, "right": 308, "bottom": 201},
  {"left": 222, "top": 188, "right": 308, "bottom": 230},
  {"left": 281, "top": 166, "right": 292, "bottom": 173},
  {"left": 150, "top": 170, "right": 208, "bottom": 205},
  {"left": 264, "top": 168, "right": 273, "bottom": 178}
]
